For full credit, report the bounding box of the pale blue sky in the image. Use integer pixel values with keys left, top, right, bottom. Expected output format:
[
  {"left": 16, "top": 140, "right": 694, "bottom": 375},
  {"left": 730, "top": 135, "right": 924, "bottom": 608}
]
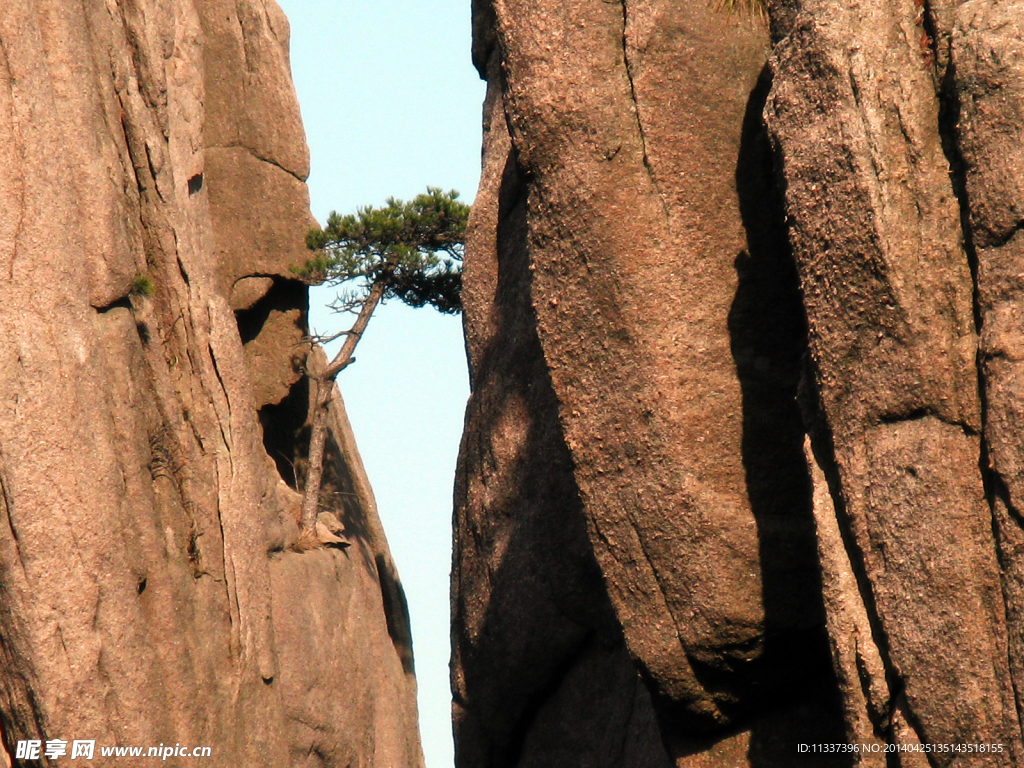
[{"left": 273, "top": 2, "right": 485, "bottom": 766}]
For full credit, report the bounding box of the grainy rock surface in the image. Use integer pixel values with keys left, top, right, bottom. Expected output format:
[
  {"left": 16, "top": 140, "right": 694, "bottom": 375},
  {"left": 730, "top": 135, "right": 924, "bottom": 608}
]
[
  {"left": 456, "top": 0, "right": 846, "bottom": 764},
  {"left": 0, "top": 2, "right": 422, "bottom": 766},
  {"left": 955, "top": 0, "right": 1024, "bottom": 748},
  {"left": 454, "top": 0, "right": 1024, "bottom": 765},
  {"left": 764, "top": 0, "right": 1017, "bottom": 759},
  {"left": 453, "top": 60, "right": 676, "bottom": 768}
]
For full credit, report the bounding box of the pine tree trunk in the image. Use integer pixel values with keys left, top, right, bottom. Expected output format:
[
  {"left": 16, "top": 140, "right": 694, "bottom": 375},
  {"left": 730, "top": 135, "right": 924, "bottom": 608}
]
[{"left": 299, "top": 281, "right": 387, "bottom": 543}]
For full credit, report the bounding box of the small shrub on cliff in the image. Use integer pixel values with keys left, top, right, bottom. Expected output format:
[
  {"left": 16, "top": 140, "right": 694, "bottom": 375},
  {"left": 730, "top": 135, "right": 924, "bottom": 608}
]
[
  {"left": 130, "top": 273, "right": 155, "bottom": 298},
  {"left": 293, "top": 187, "right": 469, "bottom": 548}
]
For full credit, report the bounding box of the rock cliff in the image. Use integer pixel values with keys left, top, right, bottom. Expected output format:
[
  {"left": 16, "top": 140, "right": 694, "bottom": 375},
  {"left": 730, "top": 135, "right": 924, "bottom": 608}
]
[
  {"left": 454, "top": 0, "right": 1024, "bottom": 765},
  {"left": 0, "top": 2, "right": 422, "bottom": 766}
]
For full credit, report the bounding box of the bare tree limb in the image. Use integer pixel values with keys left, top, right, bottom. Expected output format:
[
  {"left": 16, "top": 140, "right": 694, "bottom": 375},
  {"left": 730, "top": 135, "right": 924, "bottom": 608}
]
[{"left": 299, "top": 280, "right": 387, "bottom": 541}]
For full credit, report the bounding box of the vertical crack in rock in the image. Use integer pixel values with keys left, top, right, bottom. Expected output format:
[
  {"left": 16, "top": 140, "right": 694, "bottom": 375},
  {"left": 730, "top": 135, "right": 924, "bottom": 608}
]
[
  {"left": 951, "top": 0, "right": 1024, "bottom": 747},
  {"left": 619, "top": 0, "right": 669, "bottom": 220},
  {"left": 801, "top": 357, "right": 900, "bottom": 762},
  {"left": 764, "top": 0, "right": 1019, "bottom": 755},
  {"left": 926, "top": 0, "right": 982, "bottom": 335},
  {"left": 207, "top": 344, "right": 234, "bottom": 447}
]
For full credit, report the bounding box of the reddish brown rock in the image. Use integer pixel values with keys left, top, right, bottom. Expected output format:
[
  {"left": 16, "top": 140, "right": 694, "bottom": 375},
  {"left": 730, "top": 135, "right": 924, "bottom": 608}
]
[
  {"left": 456, "top": 0, "right": 1024, "bottom": 765},
  {"left": 453, "top": 57, "right": 676, "bottom": 768},
  {"left": 0, "top": 2, "right": 422, "bottom": 765},
  {"left": 764, "top": 0, "right": 1018, "bottom": 759},
  {"left": 494, "top": 0, "right": 826, "bottom": 717},
  {"left": 954, "top": 0, "right": 1024, "bottom": 742},
  {"left": 454, "top": 0, "right": 846, "bottom": 764}
]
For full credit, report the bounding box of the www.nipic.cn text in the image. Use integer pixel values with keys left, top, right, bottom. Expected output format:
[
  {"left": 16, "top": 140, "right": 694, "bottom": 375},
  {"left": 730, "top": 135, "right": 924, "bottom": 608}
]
[{"left": 15, "top": 739, "right": 212, "bottom": 760}]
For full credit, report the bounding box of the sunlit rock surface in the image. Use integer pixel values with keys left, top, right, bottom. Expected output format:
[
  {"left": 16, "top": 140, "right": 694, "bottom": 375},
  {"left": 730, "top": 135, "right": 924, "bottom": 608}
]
[
  {"left": 0, "top": 2, "right": 422, "bottom": 765},
  {"left": 453, "top": 0, "right": 1024, "bottom": 765}
]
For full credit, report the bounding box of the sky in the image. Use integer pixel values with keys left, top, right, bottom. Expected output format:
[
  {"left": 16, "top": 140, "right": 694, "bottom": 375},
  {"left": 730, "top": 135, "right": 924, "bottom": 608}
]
[{"left": 273, "top": 2, "right": 485, "bottom": 766}]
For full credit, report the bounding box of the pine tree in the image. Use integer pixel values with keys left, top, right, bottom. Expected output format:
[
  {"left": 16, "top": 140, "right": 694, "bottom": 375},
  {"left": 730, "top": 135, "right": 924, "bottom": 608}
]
[{"left": 294, "top": 187, "right": 470, "bottom": 547}]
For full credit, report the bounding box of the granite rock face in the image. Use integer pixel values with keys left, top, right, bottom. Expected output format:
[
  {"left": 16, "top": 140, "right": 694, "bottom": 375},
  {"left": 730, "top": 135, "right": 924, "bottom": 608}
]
[
  {"left": 955, "top": 0, "right": 1024, "bottom": 740},
  {"left": 454, "top": 0, "right": 1024, "bottom": 765},
  {"left": 0, "top": 2, "right": 422, "bottom": 766},
  {"left": 764, "top": 0, "right": 1018, "bottom": 760}
]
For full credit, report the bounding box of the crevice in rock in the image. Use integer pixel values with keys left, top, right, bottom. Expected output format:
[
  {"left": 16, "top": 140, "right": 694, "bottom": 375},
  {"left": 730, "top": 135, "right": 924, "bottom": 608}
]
[
  {"left": 234, "top": 276, "right": 305, "bottom": 344},
  {"left": 761, "top": 37, "right": 912, "bottom": 717},
  {"left": 258, "top": 374, "right": 309, "bottom": 490},
  {"left": 875, "top": 406, "right": 978, "bottom": 437},
  {"left": 992, "top": 476, "right": 1024, "bottom": 544},
  {"left": 92, "top": 295, "right": 133, "bottom": 314},
  {"left": 733, "top": 63, "right": 851, "bottom": 753},
  {"left": 177, "top": 257, "right": 190, "bottom": 286},
  {"left": 618, "top": 0, "right": 670, "bottom": 220},
  {"left": 112, "top": 3, "right": 146, "bottom": 108},
  {"left": 375, "top": 554, "right": 415, "bottom": 676},
  {"left": 874, "top": 408, "right": 978, "bottom": 434},
  {"left": 877, "top": 407, "right": 931, "bottom": 425},
  {"left": 207, "top": 344, "right": 233, "bottom": 447},
  {"left": 930, "top": 21, "right": 981, "bottom": 333},
  {"left": 886, "top": 685, "right": 930, "bottom": 762},
  {"left": 920, "top": 0, "right": 942, "bottom": 87},
  {"left": 115, "top": 87, "right": 149, "bottom": 201},
  {"left": 212, "top": 143, "right": 307, "bottom": 184},
  {"left": 801, "top": 383, "right": 904, "bottom": 740},
  {"left": 144, "top": 141, "right": 166, "bottom": 203}
]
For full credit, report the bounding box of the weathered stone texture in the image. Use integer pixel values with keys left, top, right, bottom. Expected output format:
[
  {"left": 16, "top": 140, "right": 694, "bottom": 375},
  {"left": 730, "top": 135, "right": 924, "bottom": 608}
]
[
  {"left": 455, "top": 0, "right": 1024, "bottom": 765},
  {"left": 453, "top": 60, "right": 676, "bottom": 768},
  {"left": 455, "top": 0, "right": 846, "bottom": 764},
  {"left": 954, "top": 0, "right": 1024, "bottom": 745},
  {"left": 0, "top": 2, "right": 422, "bottom": 766},
  {"left": 765, "top": 0, "right": 1017, "bottom": 758}
]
